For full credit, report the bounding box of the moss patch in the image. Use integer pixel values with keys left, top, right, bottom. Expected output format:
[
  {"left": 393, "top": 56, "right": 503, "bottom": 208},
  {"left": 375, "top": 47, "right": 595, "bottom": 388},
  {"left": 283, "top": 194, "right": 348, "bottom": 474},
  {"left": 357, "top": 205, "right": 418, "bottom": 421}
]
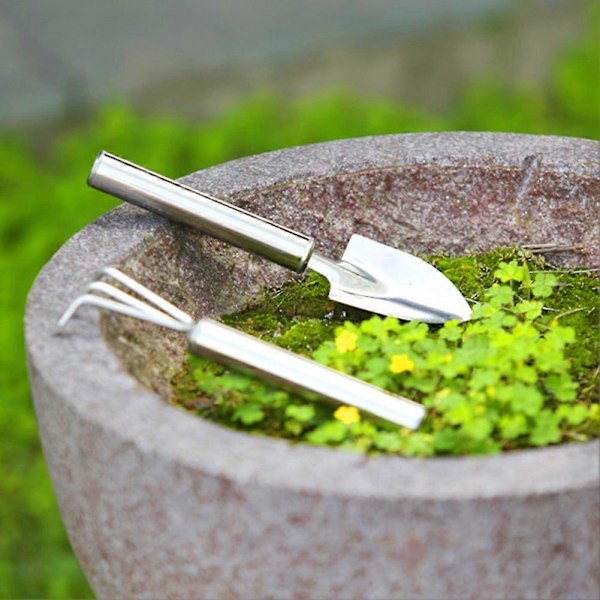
[
  {"left": 219, "top": 271, "right": 371, "bottom": 352},
  {"left": 170, "top": 247, "right": 599, "bottom": 454}
]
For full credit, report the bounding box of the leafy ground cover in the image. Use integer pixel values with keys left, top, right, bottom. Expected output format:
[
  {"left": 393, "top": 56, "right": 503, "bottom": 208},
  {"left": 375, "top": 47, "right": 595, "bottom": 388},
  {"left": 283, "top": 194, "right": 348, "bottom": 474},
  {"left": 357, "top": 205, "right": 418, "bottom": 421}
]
[
  {"left": 0, "top": 8, "right": 598, "bottom": 596},
  {"left": 172, "top": 249, "right": 599, "bottom": 455}
]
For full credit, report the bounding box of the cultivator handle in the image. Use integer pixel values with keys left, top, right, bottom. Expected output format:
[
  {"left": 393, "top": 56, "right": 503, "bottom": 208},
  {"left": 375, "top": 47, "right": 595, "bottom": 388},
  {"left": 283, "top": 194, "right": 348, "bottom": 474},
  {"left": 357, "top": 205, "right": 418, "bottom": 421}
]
[{"left": 189, "top": 318, "right": 426, "bottom": 430}]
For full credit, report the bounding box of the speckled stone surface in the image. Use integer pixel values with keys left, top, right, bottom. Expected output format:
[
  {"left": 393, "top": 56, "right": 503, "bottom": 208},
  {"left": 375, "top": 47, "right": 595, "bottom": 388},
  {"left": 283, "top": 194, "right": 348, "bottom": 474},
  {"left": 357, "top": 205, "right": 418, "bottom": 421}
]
[{"left": 26, "top": 133, "right": 600, "bottom": 599}]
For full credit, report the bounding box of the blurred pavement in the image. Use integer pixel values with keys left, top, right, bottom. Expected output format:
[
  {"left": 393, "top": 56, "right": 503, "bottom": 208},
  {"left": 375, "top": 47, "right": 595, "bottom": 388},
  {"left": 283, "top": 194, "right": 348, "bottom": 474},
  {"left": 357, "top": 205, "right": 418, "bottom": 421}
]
[{"left": 0, "top": 0, "right": 585, "bottom": 126}]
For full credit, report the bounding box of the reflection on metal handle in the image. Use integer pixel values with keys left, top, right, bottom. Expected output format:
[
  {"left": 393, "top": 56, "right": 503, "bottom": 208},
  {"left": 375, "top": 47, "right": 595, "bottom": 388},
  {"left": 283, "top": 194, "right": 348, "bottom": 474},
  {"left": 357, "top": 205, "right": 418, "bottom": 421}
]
[
  {"left": 189, "top": 319, "right": 425, "bottom": 429},
  {"left": 88, "top": 151, "right": 315, "bottom": 272}
]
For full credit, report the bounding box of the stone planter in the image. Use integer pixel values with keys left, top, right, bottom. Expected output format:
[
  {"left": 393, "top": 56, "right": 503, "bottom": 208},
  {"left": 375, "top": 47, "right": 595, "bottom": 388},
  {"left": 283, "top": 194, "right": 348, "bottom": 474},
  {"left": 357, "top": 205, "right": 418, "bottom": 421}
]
[{"left": 26, "top": 133, "right": 599, "bottom": 599}]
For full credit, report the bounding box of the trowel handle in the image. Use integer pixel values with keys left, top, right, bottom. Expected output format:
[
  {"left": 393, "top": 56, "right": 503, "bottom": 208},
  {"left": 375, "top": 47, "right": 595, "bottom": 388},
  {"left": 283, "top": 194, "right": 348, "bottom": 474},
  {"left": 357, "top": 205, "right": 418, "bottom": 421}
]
[
  {"left": 88, "top": 151, "right": 315, "bottom": 272},
  {"left": 188, "top": 319, "right": 426, "bottom": 430}
]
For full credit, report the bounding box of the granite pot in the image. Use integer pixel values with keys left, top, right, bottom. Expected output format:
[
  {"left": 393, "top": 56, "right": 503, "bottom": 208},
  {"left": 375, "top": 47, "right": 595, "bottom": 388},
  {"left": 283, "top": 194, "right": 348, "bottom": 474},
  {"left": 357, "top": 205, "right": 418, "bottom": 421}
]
[{"left": 26, "top": 133, "right": 600, "bottom": 600}]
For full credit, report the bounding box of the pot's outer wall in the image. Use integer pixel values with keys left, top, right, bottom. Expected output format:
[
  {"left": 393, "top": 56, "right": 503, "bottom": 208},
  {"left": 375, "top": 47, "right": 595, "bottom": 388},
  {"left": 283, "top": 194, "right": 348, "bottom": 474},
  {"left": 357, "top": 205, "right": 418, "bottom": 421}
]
[{"left": 27, "top": 133, "right": 600, "bottom": 599}]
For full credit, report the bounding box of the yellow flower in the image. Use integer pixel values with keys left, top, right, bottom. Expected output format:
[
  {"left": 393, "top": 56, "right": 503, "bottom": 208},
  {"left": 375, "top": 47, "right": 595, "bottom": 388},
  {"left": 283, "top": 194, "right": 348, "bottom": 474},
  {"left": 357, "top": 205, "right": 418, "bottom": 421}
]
[
  {"left": 390, "top": 353, "right": 415, "bottom": 374},
  {"left": 333, "top": 405, "right": 361, "bottom": 424},
  {"left": 335, "top": 330, "right": 358, "bottom": 354}
]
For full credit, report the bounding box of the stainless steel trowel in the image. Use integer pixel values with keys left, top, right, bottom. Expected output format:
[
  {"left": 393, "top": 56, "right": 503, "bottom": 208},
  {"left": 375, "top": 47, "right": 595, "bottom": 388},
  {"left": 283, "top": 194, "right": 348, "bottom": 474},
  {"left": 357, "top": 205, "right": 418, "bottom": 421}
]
[{"left": 88, "top": 151, "right": 471, "bottom": 323}]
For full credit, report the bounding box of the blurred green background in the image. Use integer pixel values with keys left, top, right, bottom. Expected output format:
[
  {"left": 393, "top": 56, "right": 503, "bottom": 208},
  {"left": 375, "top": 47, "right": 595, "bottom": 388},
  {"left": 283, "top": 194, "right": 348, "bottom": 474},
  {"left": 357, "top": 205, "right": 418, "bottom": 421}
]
[{"left": 0, "top": 3, "right": 598, "bottom": 598}]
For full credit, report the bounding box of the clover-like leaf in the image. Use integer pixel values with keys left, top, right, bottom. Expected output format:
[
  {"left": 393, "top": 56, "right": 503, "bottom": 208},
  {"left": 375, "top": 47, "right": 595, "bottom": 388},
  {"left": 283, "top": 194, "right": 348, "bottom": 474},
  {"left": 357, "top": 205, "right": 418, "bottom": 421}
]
[
  {"left": 399, "top": 321, "right": 430, "bottom": 342},
  {"left": 232, "top": 402, "right": 265, "bottom": 425},
  {"left": 432, "top": 429, "right": 461, "bottom": 452},
  {"left": 306, "top": 421, "right": 347, "bottom": 444},
  {"left": 285, "top": 404, "right": 316, "bottom": 422},
  {"left": 501, "top": 314, "right": 519, "bottom": 327},
  {"left": 446, "top": 400, "right": 474, "bottom": 425},
  {"left": 401, "top": 432, "right": 435, "bottom": 457},
  {"left": 433, "top": 389, "right": 467, "bottom": 411},
  {"left": 499, "top": 413, "right": 528, "bottom": 440},
  {"left": 556, "top": 404, "right": 588, "bottom": 426},
  {"left": 484, "top": 284, "right": 515, "bottom": 307},
  {"left": 512, "top": 321, "right": 539, "bottom": 340},
  {"left": 494, "top": 260, "right": 525, "bottom": 282},
  {"left": 218, "top": 373, "right": 254, "bottom": 392},
  {"left": 461, "top": 417, "right": 494, "bottom": 441},
  {"left": 545, "top": 373, "right": 578, "bottom": 402},
  {"left": 531, "top": 273, "right": 559, "bottom": 298},
  {"left": 514, "top": 300, "right": 544, "bottom": 319},
  {"left": 439, "top": 320, "right": 463, "bottom": 341},
  {"left": 535, "top": 348, "right": 567, "bottom": 373},
  {"left": 469, "top": 368, "right": 500, "bottom": 391},
  {"left": 529, "top": 410, "right": 562, "bottom": 446},
  {"left": 498, "top": 383, "right": 544, "bottom": 416},
  {"left": 545, "top": 325, "right": 576, "bottom": 349},
  {"left": 514, "top": 365, "right": 538, "bottom": 384},
  {"left": 372, "top": 431, "right": 403, "bottom": 452},
  {"left": 284, "top": 420, "right": 303, "bottom": 435}
]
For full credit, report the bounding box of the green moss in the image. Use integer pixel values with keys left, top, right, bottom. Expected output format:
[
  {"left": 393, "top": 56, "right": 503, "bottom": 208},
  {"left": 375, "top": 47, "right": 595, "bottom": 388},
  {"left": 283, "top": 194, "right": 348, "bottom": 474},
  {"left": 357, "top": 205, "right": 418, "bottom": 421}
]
[
  {"left": 276, "top": 320, "right": 333, "bottom": 354},
  {"left": 219, "top": 271, "right": 368, "bottom": 351},
  {"left": 429, "top": 247, "right": 546, "bottom": 301},
  {"left": 171, "top": 248, "right": 599, "bottom": 454}
]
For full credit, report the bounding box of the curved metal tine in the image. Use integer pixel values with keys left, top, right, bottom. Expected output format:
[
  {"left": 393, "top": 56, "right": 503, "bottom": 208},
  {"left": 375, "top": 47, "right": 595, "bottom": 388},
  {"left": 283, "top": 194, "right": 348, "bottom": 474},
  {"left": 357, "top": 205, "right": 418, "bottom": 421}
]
[
  {"left": 57, "top": 294, "right": 191, "bottom": 331},
  {"left": 100, "top": 267, "right": 194, "bottom": 326},
  {"left": 86, "top": 281, "right": 183, "bottom": 326}
]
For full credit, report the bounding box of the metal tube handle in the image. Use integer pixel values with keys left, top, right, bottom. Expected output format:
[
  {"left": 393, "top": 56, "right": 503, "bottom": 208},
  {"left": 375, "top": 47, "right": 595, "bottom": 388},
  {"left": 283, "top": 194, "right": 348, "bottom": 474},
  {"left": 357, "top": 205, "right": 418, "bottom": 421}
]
[
  {"left": 88, "top": 151, "right": 315, "bottom": 272},
  {"left": 189, "top": 319, "right": 425, "bottom": 429}
]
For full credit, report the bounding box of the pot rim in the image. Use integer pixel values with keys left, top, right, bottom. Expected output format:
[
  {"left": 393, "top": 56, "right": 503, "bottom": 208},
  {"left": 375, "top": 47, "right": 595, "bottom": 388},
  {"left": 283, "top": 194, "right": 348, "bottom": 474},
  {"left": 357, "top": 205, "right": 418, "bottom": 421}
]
[{"left": 26, "top": 132, "right": 600, "bottom": 501}]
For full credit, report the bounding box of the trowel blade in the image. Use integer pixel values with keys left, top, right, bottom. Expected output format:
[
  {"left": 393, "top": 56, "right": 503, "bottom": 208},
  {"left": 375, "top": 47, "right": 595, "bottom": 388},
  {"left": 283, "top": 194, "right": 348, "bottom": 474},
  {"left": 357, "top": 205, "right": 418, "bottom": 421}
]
[{"left": 309, "top": 235, "right": 471, "bottom": 324}]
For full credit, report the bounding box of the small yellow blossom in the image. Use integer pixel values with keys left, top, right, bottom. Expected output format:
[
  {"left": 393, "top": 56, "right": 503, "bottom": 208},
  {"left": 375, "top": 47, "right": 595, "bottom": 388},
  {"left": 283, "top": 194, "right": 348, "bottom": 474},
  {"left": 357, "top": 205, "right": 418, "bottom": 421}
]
[
  {"left": 390, "top": 353, "right": 415, "bottom": 374},
  {"left": 335, "top": 330, "right": 358, "bottom": 354},
  {"left": 333, "top": 405, "right": 361, "bottom": 424},
  {"left": 475, "top": 405, "right": 485, "bottom": 415}
]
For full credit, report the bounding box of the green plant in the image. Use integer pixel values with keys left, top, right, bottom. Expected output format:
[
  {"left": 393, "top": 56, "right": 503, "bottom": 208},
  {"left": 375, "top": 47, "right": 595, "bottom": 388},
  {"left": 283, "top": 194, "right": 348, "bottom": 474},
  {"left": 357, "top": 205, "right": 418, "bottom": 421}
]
[
  {"left": 550, "top": 3, "right": 600, "bottom": 139},
  {"left": 453, "top": 4, "right": 600, "bottom": 139},
  {"left": 180, "top": 249, "right": 598, "bottom": 456}
]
